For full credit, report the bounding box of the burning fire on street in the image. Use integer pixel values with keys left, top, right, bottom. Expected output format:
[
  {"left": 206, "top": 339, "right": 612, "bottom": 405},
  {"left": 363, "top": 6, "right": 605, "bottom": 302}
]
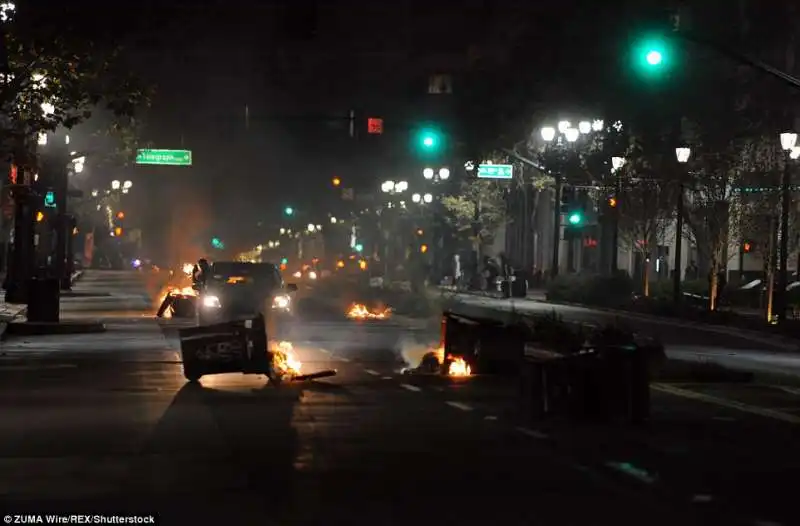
[
  {"left": 271, "top": 340, "right": 302, "bottom": 377},
  {"left": 156, "top": 285, "right": 197, "bottom": 318},
  {"left": 402, "top": 344, "right": 472, "bottom": 377},
  {"left": 346, "top": 303, "right": 392, "bottom": 320}
]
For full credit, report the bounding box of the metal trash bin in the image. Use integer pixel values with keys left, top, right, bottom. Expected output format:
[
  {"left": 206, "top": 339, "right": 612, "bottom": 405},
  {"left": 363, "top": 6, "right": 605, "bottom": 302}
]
[
  {"left": 27, "top": 277, "right": 60, "bottom": 322},
  {"left": 177, "top": 314, "right": 272, "bottom": 382}
]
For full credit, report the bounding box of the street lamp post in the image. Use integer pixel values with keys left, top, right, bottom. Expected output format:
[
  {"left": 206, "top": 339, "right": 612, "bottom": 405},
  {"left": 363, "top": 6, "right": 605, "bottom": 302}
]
[
  {"left": 540, "top": 120, "right": 599, "bottom": 277},
  {"left": 610, "top": 156, "right": 626, "bottom": 273},
  {"left": 777, "top": 132, "right": 798, "bottom": 321},
  {"left": 674, "top": 147, "right": 691, "bottom": 304},
  {"left": 381, "top": 180, "right": 408, "bottom": 276}
]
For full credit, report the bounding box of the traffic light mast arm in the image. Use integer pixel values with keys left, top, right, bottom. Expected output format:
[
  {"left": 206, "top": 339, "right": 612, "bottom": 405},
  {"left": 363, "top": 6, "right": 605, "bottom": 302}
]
[{"left": 676, "top": 30, "right": 800, "bottom": 91}]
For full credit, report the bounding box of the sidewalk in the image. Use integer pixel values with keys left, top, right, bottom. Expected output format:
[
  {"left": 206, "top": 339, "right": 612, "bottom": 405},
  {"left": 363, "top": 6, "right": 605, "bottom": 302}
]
[{"left": 0, "top": 270, "right": 84, "bottom": 338}]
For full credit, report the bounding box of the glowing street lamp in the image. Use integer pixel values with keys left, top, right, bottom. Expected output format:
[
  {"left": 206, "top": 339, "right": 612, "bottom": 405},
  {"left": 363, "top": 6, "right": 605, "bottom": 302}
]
[
  {"left": 423, "top": 193, "right": 433, "bottom": 203},
  {"left": 438, "top": 168, "right": 450, "bottom": 180},
  {"left": 541, "top": 127, "right": 556, "bottom": 142},
  {"left": 564, "top": 128, "right": 580, "bottom": 142},
  {"left": 423, "top": 168, "right": 434, "bottom": 180},
  {"left": 412, "top": 193, "right": 421, "bottom": 203},
  {"left": 111, "top": 180, "right": 120, "bottom": 190}
]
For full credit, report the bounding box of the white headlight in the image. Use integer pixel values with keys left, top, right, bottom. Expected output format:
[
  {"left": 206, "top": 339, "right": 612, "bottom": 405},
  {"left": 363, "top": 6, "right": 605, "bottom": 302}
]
[
  {"left": 203, "top": 295, "right": 221, "bottom": 308},
  {"left": 293, "top": 271, "right": 302, "bottom": 278},
  {"left": 308, "top": 271, "right": 317, "bottom": 280},
  {"left": 273, "top": 295, "right": 290, "bottom": 309}
]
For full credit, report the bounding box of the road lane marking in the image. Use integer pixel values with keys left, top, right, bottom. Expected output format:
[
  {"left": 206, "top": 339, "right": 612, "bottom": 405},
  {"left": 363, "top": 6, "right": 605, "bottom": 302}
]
[
  {"left": 691, "top": 494, "right": 713, "bottom": 503},
  {"left": 514, "top": 426, "right": 548, "bottom": 440},
  {"left": 484, "top": 415, "right": 498, "bottom": 421},
  {"left": 364, "top": 369, "right": 380, "bottom": 376},
  {"left": 0, "top": 364, "right": 78, "bottom": 371},
  {"left": 653, "top": 383, "right": 800, "bottom": 424},
  {"left": 605, "top": 461, "right": 656, "bottom": 484},
  {"left": 381, "top": 376, "right": 393, "bottom": 380},
  {"left": 445, "top": 401, "right": 472, "bottom": 411},
  {"left": 400, "top": 383, "right": 421, "bottom": 392},
  {"left": 337, "top": 357, "right": 351, "bottom": 362},
  {"left": 774, "top": 385, "right": 800, "bottom": 396}
]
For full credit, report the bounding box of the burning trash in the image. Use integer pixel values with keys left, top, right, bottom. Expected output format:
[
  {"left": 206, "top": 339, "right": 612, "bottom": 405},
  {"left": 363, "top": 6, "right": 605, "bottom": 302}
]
[
  {"left": 269, "top": 340, "right": 337, "bottom": 383},
  {"left": 346, "top": 303, "right": 392, "bottom": 320},
  {"left": 271, "top": 340, "right": 302, "bottom": 377},
  {"left": 156, "top": 285, "right": 198, "bottom": 318},
  {"left": 403, "top": 345, "right": 472, "bottom": 377}
]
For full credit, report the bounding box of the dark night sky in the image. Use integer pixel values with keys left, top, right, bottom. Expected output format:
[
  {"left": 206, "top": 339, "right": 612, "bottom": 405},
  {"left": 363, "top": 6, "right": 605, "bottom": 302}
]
[{"left": 30, "top": 0, "right": 656, "bottom": 252}]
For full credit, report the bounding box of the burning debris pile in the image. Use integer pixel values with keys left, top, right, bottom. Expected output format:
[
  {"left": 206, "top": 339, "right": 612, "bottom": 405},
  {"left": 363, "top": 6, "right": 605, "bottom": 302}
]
[
  {"left": 404, "top": 345, "right": 472, "bottom": 377},
  {"left": 346, "top": 303, "right": 392, "bottom": 320},
  {"left": 156, "top": 285, "right": 198, "bottom": 318},
  {"left": 271, "top": 340, "right": 302, "bottom": 378},
  {"left": 269, "top": 340, "right": 337, "bottom": 383}
]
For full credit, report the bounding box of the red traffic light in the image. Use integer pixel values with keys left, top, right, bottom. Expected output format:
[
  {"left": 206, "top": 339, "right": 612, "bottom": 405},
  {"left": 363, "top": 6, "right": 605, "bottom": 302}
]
[
  {"left": 743, "top": 242, "right": 752, "bottom": 253},
  {"left": 367, "top": 117, "right": 383, "bottom": 135}
]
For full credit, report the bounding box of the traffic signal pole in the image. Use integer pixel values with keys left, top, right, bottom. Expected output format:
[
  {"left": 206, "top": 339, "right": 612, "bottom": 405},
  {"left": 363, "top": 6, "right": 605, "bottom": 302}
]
[
  {"left": 672, "top": 182, "right": 685, "bottom": 303},
  {"left": 611, "top": 174, "right": 621, "bottom": 273},
  {"left": 551, "top": 176, "right": 562, "bottom": 278}
]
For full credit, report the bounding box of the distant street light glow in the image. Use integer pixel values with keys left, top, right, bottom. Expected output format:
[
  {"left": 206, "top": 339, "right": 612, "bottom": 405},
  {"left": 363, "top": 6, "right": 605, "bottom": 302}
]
[
  {"left": 423, "top": 168, "right": 434, "bottom": 179},
  {"left": 438, "top": 168, "right": 450, "bottom": 180},
  {"left": 423, "top": 193, "right": 433, "bottom": 203},
  {"left": 111, "top": 180, "right": 120, "bottom": 190},
  {"left": 412, "top": 193, "right": 421, "bottom": 203},
  {"left": 540, "top": 127, "right": 556, "bottom": 142}
]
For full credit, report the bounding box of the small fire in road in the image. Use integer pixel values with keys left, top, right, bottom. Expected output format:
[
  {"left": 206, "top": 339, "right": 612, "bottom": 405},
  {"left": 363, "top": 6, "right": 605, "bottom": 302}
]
[
  {"left": 404, "top": 345, "right": 471, "bottom": 376},
  {"left": 271, "top": 340, "right": 302, "bottom": 377},
  {"left": 447, "top": 357, "right": 471, "bottom": 376},
  {"left": 156, "top": 285, "right": 198, "bottom": 318},
  {"left": 346, "top": 303, "right": 391, "bottom": 320}
]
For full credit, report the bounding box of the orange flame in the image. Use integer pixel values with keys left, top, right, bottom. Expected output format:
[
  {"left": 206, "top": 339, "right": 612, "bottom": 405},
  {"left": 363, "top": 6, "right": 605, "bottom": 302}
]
[
  {"left": 346, "top": 303, "right": 391, "bottom": 320},
  {"left": 427, "top": 346, "right": 471, "bottom": 376},
  {"left": 271, "top": 341, "right": 302, "bottom": 377}
]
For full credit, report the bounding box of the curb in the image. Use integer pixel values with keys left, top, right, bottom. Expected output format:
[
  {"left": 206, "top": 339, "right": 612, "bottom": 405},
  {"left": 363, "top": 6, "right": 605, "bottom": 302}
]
[
  {"left": 535, "top": 299, "right": 800, "bottom": 350},
  {"left": 443, "top": 292, "right": 800, "bottom": 352}
]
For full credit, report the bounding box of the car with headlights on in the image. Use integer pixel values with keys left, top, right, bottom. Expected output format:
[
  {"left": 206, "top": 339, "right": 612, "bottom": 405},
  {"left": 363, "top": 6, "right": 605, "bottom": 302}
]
[{"left": 195, "top": 261, "right": 297, "bottom": 327}]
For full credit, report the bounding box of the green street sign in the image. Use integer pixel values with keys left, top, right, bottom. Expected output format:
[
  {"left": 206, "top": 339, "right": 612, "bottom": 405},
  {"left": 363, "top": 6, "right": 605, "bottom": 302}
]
[
  {"left": 477, "top": 164, "right": 513, "bottom": 179},
  {"left": 136, "top": 149, "right": 192, "bottom": 166}
]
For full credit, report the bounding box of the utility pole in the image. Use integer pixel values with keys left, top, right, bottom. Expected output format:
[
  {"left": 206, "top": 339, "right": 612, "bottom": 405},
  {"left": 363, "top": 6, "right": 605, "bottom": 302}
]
[{"left": 672, "top": 181, "right": 685, "bottom": 303}]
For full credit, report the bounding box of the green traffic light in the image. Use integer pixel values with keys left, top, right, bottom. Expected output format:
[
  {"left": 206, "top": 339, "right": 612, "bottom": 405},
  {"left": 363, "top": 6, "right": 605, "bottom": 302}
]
[
  {"left": 211, "top": 237, "right": 224, "bottom": 249},
  {"left": 645, "top": 50, "right": 663, "bottom": 65},
  {"left": 355, "top": 243, "right": 363, "bottom": 252},
  {"left": 284, "top": 207, "right": 294, "bottom": 216},
  {"left": 632, "top": 36, "right": 671, "bottom": 77},
  {"left": 281, "top": 257, "right": 288, "bottom": 264},
  {"left": 568, "top": 212, "right": 582, "bottom": 226}
]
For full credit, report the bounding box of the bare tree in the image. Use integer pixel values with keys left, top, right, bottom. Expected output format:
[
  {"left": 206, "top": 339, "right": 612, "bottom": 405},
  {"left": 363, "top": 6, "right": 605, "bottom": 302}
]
[{"left": 618, "top": 179, "right": 674, "bottom": 297}]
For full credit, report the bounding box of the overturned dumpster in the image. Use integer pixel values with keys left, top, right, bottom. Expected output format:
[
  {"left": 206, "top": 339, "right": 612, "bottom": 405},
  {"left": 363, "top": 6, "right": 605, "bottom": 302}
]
[
  {"left": 440, "top": 310, "right": 659, "bottom": 424},
  {"left": 177, "top": 313, "right": 336, "bottom": 384}
]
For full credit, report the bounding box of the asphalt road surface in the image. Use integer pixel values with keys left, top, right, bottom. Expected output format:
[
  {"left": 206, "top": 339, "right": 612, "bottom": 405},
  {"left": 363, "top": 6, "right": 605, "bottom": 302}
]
[
  {"left": 443, "top": 293, "right": 800, "bottom": 379},
  {"left": 0, "top": 271, "right": 798, "bottom": 525}
]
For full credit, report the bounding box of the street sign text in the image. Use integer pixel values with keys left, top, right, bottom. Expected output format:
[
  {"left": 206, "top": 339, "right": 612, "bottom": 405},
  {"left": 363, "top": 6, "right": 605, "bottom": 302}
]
[
  {"left": 477, "top": 164, "right": 513, "bottom": 179},
  {"left": 136, "top": 149, "right": 192, "bottom": 166}
]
